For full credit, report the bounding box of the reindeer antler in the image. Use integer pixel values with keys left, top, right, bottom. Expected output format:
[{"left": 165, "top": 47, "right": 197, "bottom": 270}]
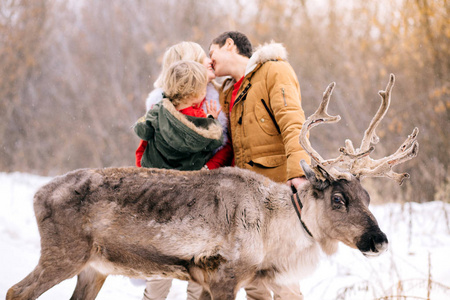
[
  {"left": 299, "top": 74, "right": 419, "bottom": 185},
  {"left": 299, "top": 82, "right": 352, "bottom": 181}
]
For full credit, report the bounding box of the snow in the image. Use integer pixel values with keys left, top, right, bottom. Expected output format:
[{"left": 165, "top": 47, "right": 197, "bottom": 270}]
[{"left": 1, "top": 172, "right": 449, "bottom": 299}]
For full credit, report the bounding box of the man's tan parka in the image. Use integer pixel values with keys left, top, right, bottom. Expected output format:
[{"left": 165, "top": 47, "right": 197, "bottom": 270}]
[{"left": 220, "top": 42, "right": 311, "bottom": 183}]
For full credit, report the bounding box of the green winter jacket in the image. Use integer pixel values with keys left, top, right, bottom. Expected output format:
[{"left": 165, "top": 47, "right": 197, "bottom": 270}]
[{"left": 134, "top": 99, "right": 223, "bottom": 170}]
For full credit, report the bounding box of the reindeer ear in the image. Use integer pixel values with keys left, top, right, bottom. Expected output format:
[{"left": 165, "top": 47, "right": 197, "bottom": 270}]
[
  {"left": 316, "top": 164, "right": 336, "bottom": 183},
  {"left": 300, "top": 160, "right": 330, "bottom": 190}
]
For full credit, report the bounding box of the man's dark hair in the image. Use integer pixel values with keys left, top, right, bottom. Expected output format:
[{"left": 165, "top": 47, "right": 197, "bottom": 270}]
[{"left": 211, "top": 31, "right": 253, "bottom": 58}]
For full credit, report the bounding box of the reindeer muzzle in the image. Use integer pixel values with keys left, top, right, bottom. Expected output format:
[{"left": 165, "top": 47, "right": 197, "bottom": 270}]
[{"left": 356, "top": 228, "right": 388, "bottom": 258}]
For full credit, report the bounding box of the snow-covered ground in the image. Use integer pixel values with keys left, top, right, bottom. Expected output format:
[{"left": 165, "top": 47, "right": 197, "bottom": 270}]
[{"left": 1, "top": 171, "right": 449, "bottom": 299}]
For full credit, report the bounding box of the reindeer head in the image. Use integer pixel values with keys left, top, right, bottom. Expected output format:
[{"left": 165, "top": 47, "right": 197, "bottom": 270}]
[{"left": 298, "top": 74, "right": 419, "bottom": 257}]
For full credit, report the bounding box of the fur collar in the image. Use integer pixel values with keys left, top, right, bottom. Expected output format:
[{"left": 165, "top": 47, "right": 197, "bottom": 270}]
[
  {"left": 222, "top": 42, "right": 288, "bottom": 92},
  {"left": 245, "top": 41, "right": 288, "bottom": 76},
  {"left": 161, "top": 99, "right": 223, "bottom": 140}
]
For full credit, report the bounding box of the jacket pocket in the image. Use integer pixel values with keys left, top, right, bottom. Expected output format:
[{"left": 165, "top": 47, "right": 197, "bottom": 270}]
[
  {"left": 251, "top": 154, "right": 286, "bottom": 168},
  {"left": 254, "top": 99, "right": 280, "bottom": 136}
]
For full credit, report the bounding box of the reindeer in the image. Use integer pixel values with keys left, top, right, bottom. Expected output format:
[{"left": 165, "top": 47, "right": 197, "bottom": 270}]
[{"left": 7, "top": 74, "right": 418, "bottom": 300}]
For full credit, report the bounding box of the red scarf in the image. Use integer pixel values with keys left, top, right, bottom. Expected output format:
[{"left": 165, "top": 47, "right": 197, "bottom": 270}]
[{"left": 229, "top": 76, "right": 244, "bottom": 113}]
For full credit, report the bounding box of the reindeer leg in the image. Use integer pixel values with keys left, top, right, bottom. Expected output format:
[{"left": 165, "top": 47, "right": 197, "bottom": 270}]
[
  {"left": 7, "top": 221, "right": 92, "bottom": 300},
  {"left": 207, "top": 269, "right": 240, "bottom": 300},
  {"left": 189, "top": 264, "right": 238, "bottom": 300},
  {"left": 6, "top": 256, "right": 84, "bottom": 300},
  {"left": 70, "top": 266, "right": 107, "bottom": 300},
  {"left": 208, "top": 279, "right": 237, "bottom": 300},
  {"left": 198, "top": 289, "right": 212, "bottom": 300}
]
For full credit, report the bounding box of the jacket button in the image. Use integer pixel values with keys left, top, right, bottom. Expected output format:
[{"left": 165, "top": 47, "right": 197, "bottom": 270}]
[{"left": 261, "top": 118, "right": 265, "bottom": 122}]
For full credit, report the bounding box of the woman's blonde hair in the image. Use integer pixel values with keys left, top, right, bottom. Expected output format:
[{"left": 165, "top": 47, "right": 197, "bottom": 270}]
[
  {"left": 162, "top": 60, "right": 207, "bottom": 107},
  {"left": 154, "top": 41, "right": 207, "bottom": 88}
]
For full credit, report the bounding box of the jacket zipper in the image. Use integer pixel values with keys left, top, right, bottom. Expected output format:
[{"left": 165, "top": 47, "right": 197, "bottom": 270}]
[
  {"left": 282, "top": 88, "right": 287, "bottom": 106},
  {"left": 234, "top": 83, "right": 251, "bottom": 125},
  {"left": 238, "top": 102, "right": 244, "bottom": 125},
  {"left": 260, "top": 99, "right": 281, "bottom": 134}
]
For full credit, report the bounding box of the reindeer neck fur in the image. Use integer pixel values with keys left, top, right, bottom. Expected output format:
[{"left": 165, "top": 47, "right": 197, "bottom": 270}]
[
  {"left": 297, "top": 183, "right": 340, "bottom": 256},
  {"left": 259, "top": 184, "right": 322, "bottom": 284}
]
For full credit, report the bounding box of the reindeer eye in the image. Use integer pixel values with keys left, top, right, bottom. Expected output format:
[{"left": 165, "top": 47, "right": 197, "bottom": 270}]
[{"left": 332, "top": 194, "right": 345, "bottom": 206}]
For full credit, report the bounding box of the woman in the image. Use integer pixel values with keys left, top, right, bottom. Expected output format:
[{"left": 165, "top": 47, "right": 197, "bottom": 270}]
[
  {"left": 136, "top": 42, "right": 232, "bottom": 170},
  {"left": 134, "top": 61, "right": 223, "bottom": 171}
]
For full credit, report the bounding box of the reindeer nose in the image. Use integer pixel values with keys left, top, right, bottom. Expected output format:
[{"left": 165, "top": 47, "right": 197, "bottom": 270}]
[{"left": 356, "top": 229, "right": 389, "bottom": 257}]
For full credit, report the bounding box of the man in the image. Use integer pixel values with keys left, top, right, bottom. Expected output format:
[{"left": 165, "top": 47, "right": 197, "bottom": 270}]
[{"left": 209, "top": 31, "right": 310, "bottom": 299}]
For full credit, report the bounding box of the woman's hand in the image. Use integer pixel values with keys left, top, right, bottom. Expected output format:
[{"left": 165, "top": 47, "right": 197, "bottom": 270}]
[{"left": 205, "top": 100, "right": 222, "bottom": 119}]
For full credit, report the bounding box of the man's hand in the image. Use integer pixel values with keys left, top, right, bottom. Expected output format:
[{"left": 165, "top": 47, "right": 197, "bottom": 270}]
[{"left": 287, "top": 177, "right": 308, "bottom": 193}]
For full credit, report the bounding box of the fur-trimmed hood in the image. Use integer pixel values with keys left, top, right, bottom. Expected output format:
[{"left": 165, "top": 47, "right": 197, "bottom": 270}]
[
  {"left": 160, "top": 99, "right": 223, "bottom": 141},
  {"left": 222, "top": 42, "right": 288, "bottom": 92},
  {"left": 134, "top": 99, "right": 224, "bottom": 170},
  {"left": 245, "top": 41, "right": 288, "bottom": 76}
]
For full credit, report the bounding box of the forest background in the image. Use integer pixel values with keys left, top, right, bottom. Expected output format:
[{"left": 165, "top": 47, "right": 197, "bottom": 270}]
[{"left": 1, "top": 0, "right": 448, "bottom": 203}]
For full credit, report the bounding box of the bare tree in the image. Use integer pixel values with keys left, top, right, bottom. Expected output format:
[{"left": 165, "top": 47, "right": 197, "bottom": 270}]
[{"left": 0, "top": 0, "right": 447, "bottom": 201}]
